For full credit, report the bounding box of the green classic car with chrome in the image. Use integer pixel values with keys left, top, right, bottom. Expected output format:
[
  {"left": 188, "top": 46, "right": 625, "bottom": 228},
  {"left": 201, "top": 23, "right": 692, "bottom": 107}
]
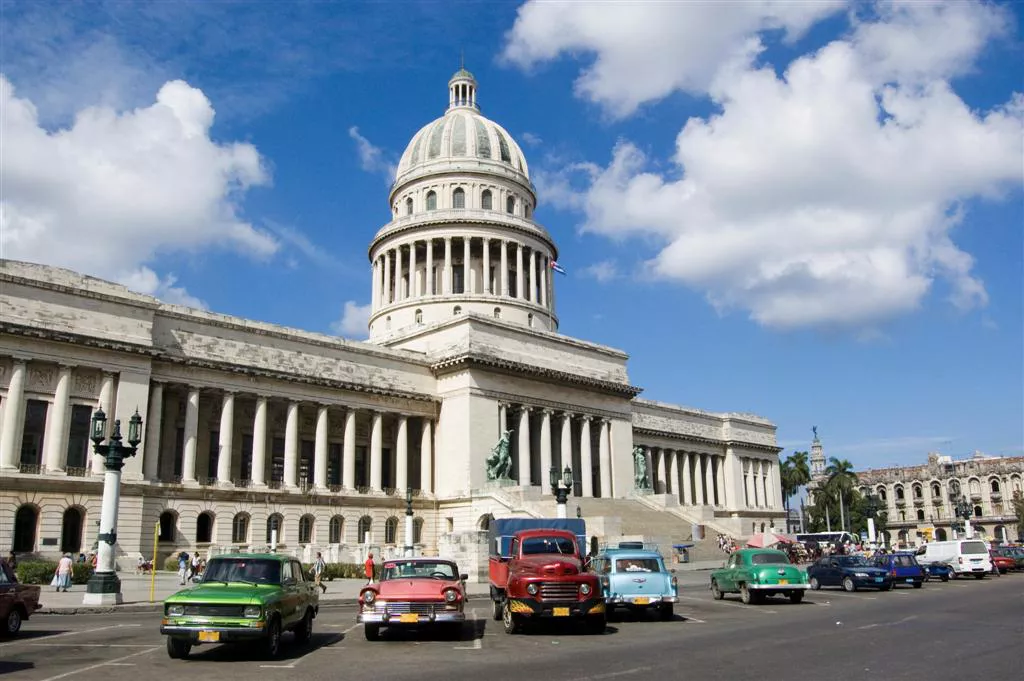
[
  {"left": 710, "top": 548, "right": 809, "bottom": 605},
  {"left": 161, "top": 553, "right": 319, "bottom": 659}
]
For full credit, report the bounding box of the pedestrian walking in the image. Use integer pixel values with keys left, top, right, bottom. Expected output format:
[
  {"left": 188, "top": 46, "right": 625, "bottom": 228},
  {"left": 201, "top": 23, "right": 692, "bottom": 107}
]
[
  {"left": 190, "top": 553, "right": 201, "bottom": 582},
  {"left": 54, "top": 553, "right": 73, "bottom": 592},
  {"left": 364, "top": 552, "right": 375, "bottom": 584},
  {"left": 6, "top": 551, "right": 16, "bottom": 572},
  {"left": 177, "top": 550, "right": 190, "bottom": 585},
  {"left": 311, "top": 552, "right": 327, "bottom": 593}
]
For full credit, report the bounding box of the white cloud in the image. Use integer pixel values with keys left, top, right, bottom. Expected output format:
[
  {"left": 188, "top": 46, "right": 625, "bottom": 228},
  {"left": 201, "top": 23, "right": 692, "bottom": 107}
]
[
  {"left": 581, "top": 260, "right": 620, "bottom": 283},
  {"left": 511, "top": 1, "right": 1022, "bottom": 329},
  {"left": 349, "top": 126, "right": 397, "bottom": 182},
  {"left": 520, "top": 131, "right": 543, "bottom": 147},
  {"left": 119, "top": 267, "right": 207, "bottom": 309},
  {"left": 331, "top": 301, "right": 372, "bottom": 338},
  {"left": 501, "top": 0, "right": 845, "bottom": 117},
  {"left": 0, "top": 76, "right": 278, "bottom": 303}
]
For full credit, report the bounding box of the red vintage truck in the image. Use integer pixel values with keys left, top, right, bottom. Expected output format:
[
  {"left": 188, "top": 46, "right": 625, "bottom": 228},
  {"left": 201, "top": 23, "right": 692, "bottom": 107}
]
[{"left": 488, "top": 518, "right": 605, "bottom": 634}]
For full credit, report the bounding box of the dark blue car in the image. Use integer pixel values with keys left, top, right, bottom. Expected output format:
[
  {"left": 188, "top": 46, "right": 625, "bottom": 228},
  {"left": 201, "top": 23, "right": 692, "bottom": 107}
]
[
  {"left": 873, "top": 553, "right": 926, "bottom": 588},
  {"left": 807, "top": 556, "right": 893, "bottom": 592}
]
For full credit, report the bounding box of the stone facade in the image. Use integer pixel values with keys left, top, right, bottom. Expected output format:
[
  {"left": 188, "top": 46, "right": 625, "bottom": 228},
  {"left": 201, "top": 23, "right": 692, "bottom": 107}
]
[{"left": 0, "top": 70, "right": 783, "bottom": 576}]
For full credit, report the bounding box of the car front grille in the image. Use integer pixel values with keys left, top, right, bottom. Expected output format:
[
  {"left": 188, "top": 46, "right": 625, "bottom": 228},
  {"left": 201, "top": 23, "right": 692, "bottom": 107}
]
[
  {"left": 538, "top": 582, "right": 579, "bottom": 600},
  {"left": 182, "top": 604, "right": 245, "bottom": 617},
  {"left": 382, "top": 601, "right": 441, "bottom": 615}
]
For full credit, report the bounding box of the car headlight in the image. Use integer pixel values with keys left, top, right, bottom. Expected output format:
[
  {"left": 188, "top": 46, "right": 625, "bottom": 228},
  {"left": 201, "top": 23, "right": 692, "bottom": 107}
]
[
  {"left": 854, "top": 572, "right": 869, "bottom": 578},
  {"left": 444, "top": 589, "right": 459, "bottom": 603},
  {"left": 526, "top": 583, "right": 538, "bottom": 596},
  {"left": 363, "top": 590, "right": 376, "bottom": 604},
  {"left": 579, "top": 583, "right": 592, "bottom": 596},
  {"left": 243, "top": 605, "right": 261, "bottom": 618},
  {"left": 167, "top": 605, "right": 184, "bottom": 617}
]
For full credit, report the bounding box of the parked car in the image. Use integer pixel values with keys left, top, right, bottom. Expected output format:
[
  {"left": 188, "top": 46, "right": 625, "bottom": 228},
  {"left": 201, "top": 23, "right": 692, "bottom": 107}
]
[
  {"left": 161, "top": 553, "right": 319, "bottom": 659},
  {"left": 0, "top": 559, "right": 42, "bottom": 637},
  {"left": 989, "top": 551, "right": 1015, "bottom": 574},
  {"left": 709, "top": 548, "right": 809, "bottom": 605},
  {"left": 916, "top": 540, "right": 991, "bottom": 579},
  {"left": 993, "top": 547, "right": 1024, "bottom": 570},
  {"left": 873, "top": 553, "right": 926, "bottom": 588},
  {"left": 591, "top": 547, "right": 678, "bottom": 620},
  {"left": 358, "top": 558, "right": 468, "bottom": 640},
  {"left": 921, "top": 561, "right": 953, "bottom": 582},
  {"left": 806, "top": 555, "right": 892, "bottom": 592}
]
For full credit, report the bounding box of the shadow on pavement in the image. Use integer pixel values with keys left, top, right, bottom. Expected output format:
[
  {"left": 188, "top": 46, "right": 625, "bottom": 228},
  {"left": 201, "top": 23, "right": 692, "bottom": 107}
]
[
  {"left": 183, "top": 631, "right": 343, "bottom": 662},
  {"left": 1, "top": 629, "right": 70, "bottom": 641},
  {"left": 0, "top": 661, "right": 36, "bottom": 675}
]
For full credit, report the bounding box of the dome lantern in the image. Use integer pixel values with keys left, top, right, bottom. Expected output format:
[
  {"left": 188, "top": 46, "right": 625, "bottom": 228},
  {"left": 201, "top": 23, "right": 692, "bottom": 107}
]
[{"left": 448, "top": 63, "right": 477, "bottom": 111}]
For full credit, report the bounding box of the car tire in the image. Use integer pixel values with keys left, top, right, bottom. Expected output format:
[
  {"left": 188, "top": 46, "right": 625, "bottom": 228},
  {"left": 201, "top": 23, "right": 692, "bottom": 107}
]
[
  {"left": 940, "top": 574, "right": 949, "bottom": 582},
  {"left": 364, "top": 624, "right": 380, "bottom": 641},
  {"left": 264, "top": 617, "right": 282, "bottom": 659},
  {"left": 659, "top": 604, "right": 673, "bottom": 621},
  {"left": 585, "top": 614, "right": 606, "bottom": 635},
  {"left": 809, "top": 577, "right": 821, "bottom": 591},
  {"left": 502, "top": 600, "right": 522, "bottom": 635},
  {"left": 913, "top": 581, "right": 923, "bottom": 589},
  {"left": 789, "top": 591, "right": 804, "bottom": 604},
  {"left": 740, "top": 584, "right": 753, "bottom": 605},
  {"left": 883, "top": 582, "right": 894, "bottom": 591},
  {"left": 294, "top": 608, "right": 313, "bottom": 645},
  {"left": 4, "top": 608, "right": 22, "bottom": 637},
  {"left": 842, "top": 577, "right": 856, "bottom": 592},
  {"left": 710, "top": 579, "right": 724, "bottom": 600},
  {"left": 491, "top": 599, "right": 503, "bottom": 622},
  {"left": 166, "top": 637, "right": 191, "bottom": 660}
]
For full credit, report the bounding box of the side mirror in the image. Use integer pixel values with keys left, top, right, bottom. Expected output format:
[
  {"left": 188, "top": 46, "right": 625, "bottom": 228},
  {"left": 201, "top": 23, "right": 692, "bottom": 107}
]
[{"left": 460, "top": 573, "right": 468, "bottom": 582}]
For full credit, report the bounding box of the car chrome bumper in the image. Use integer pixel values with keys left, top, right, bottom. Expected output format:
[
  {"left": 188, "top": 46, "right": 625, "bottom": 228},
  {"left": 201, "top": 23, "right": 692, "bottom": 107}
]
[
  {"left": 747, "top": 583, "right": 810, "bottom": 590},
  {"left": 506, "top": 597, "right": 605, "bottom": 618},
  {"left": 160, "top": 624, "right": 267, "bottom": 641},
  {"left": 606, "top": 595, "right": 678, "bottom": 605}
]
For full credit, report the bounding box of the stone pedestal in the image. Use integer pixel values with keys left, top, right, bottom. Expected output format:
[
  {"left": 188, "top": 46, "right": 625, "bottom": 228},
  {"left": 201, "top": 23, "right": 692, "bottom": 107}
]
[{"left": 82, "top": 572, "right": 124, "bottom": 605}]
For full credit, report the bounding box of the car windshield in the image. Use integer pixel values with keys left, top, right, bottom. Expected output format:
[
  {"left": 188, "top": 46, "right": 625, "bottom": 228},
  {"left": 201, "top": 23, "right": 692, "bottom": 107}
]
[
  {"left": 521, "top": 536, "right": 577, "bottom": 555},
  {"left": 960, "top": 541, "right": 987, "bottom": 554},
  {"left": 381, "top": 561, "right": 457, "bottom": 580},
  {"left": 202, "top": 558, "right": 281, "bottom": 585},
  {"left": 894, "top": 555, "right": 916, "bottom": 566},
  {"left": 836, "top": 556, "right": 871, "bottom": 567},
  {"left": 615, "top": 558, "right": 662, "bottom": 572},
  {"left": 750, "top": 553, "right": 788, "bottom": 565}
]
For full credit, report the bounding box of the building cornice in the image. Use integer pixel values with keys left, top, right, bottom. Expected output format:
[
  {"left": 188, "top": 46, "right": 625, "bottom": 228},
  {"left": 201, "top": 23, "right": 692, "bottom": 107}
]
[
  {"left": 0, "top": 322, "right": 159, "bottom": 357},
  {"left": 369, "top": 210, "right": 557, "bottom": 260},
  {"left": 631, "top": 427, "right": 781, "bottom": 454}
]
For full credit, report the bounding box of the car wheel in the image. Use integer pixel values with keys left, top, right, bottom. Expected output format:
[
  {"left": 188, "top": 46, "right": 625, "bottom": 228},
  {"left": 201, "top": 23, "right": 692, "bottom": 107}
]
[
  {"left": 166, "top": 637, "right": 191, "bottom": 659},
  {"left": 585, "top": 614, "right": 606, "bottom": 635},
  {"left": 941, "top": 574, "right": 949, "bottom": 582},
  {"left": 294, "top": 608, "right": 313, "bottom": 645},
  {"left": 659, "top": 604, "right": 674, "bottom": 621},
  {"left": 710, "top": 579, "right": 724, "bottom": 600},
  {"left": 913, "top": 581, "right": 923, "bottom": 589},
  {"left": 789, "top": 591, "right": 804, "bottom": 604},
  {"left": 740, "top": 584, "right": 753, "bottom": 605},
  {"left": 364, "top": 624, "right": 380, "bottom": 641},
  {"left": 491, "top": 599, "right": 503, "bottom": 622},
  {"left": 502, "top": 600, "right": 522, "bottom": 635},
  {"left": 264, "top": 617, "right": 282, "bottom": 659},
  {"left": 842, "top": 577, "right": 856, "bottom": 592},
  {"left": 809, "top": 577, "right": 821, "bottom": 591},
  {"left": 4, "top": 608, "right": 22, "bottom": 637},
  {"left": 883, "top": 582, "right": 894, "bottom": 591}
]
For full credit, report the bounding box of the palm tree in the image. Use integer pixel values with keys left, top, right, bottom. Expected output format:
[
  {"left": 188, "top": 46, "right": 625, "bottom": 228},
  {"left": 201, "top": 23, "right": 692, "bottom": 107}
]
[
  {"left": 780, "top": 451, "right": 811, "bottom": 521},
  {"left": 824, "top": 457, "right": 857, "bottom": 532}
]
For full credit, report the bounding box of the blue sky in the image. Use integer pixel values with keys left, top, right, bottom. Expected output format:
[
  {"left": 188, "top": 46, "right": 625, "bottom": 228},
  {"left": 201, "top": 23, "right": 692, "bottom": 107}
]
[{"left": 2, "top": 1, "right": 1021, "bottom": 470}]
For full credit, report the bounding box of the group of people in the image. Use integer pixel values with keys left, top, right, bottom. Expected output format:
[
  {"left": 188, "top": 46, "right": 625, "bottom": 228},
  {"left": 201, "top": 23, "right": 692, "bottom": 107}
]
[
  {"left": 176, "top": 551, "right": 207, "bottom": 585},
  {"left": 5, "top": 550, "right": 97, "bottom": 593},
  {"left": 716, "top": 533, "right": 738, "bottom": 554}
]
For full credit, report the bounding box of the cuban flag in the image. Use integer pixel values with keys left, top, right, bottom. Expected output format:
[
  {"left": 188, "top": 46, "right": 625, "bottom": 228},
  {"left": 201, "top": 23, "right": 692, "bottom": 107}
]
[{"left": 550, "top": 260, "right": 567, "bottom": 275}]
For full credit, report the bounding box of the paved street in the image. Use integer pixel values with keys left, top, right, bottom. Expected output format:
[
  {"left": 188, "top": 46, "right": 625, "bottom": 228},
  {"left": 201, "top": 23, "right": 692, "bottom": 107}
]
[{"left": 2, "top": 574, "right": 1020, "bottom": 681}]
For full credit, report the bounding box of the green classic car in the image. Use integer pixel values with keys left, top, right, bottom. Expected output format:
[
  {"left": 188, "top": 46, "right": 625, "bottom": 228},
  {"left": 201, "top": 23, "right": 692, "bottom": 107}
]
[
  {"left": 161, "top": 553, "right": 319, "bottom": 659},
  {"left": 710, "top": 548, "right": 809, "bottom": 605}
]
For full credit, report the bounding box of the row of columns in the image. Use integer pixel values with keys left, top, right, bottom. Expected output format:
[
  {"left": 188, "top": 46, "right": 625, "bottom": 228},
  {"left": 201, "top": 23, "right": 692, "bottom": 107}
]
[
  {"left": 637, "top": 445, "right": 779, "bottom": 509},
  {"left": 499, "top": 403, "right": 613, "bottom": 498},
  {"left": 742, "top": 457, "right": 777, "bottom": 510},
  {"left": 372, "top": 236, "right": 552, "bottom": 312}
]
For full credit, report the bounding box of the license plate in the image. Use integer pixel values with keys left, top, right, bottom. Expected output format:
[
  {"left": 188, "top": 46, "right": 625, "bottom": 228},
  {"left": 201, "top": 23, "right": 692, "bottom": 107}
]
[
  {"left": 874, "top": 577, "right": 883, "bottom": 583},
  {"left": 198, "top": 630, "right": 220, "bottom": 643},
  {"left": 398, "top": 614, "right": 419, "bottom": 623},
  {"left": 552, "top": 607, "right": 570, "bottom": 617},
  {"left": 905, "top": 578, "right": 914, "bottom": 583},
  {"left": 632, "top": 597, "right": 650, "bottom": 605},
  {"left": 778, "top": 579, "right": 788, "bottom": 585}
]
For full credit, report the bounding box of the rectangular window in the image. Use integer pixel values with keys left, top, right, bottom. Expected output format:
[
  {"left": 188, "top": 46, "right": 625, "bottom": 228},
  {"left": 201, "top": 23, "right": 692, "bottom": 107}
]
[
  {"left": 240, "top": 434, "right": 253, "bottom": 482},
  {"left": 300, "top": 439, "right": 314, "bottom": 486},
  {"left": 328, "top": 443, "right": 342, "bottom": 486},
  {"left": 271, "top": 437, "right": 284, "bottom": 483},
  {"left": 173, "top": 427, "right": 184, "bottom": 477},
  {"left": 66, "top": 405, "right": 92, "bottom": 469},
  {"left": 19, "top": 399, "right": 48, "bottom": 466},
  {"left": 207, "top": 431, "right": 219, "bottom": 480}
]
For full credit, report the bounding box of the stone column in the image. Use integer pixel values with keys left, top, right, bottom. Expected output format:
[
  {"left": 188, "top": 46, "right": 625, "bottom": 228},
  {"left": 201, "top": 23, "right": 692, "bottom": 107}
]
[
  {"left": 482, "top": 238, "right": 491, "bottom": 294},
  {"left": 744, "top": 460, "right": 755, "bottom": 508},
  {"left": 343, "top": 408, "right": 357, "bottom": 490},
  {"left": 498, "top": 402, "right": 507, "bottom": 434},
  {"left": 44, "top": 364, "right": 73, "bottom": 473},
  {"left": 655, "top": 448, "right": 667, "bottom": 495},
  {"left": 426, "top": 240, "right": 435, "bottom": 295},
  {"left": 716, "top": 455, "right": 727, "bottom": 507},
  {"left": 396, "top": 415, "right": 409, "bottom": 492},
  {"left": 314, "top": 404, "right": 329, "bottom": 490},
  {"left": 383, "top": 250, "right": 392, "bottom": 304},
  {"left": 409, "top": 241, "right": 418, "bottom": 297},
  {"left": 500, "top": 241, "right": 509, "bottom": 297},
  {"left": 370, "top": 411, "right": 383, "bottom": 492},
  {"left": 371, "top": 258, "right": 380, "bottom": 310},
  {"left": 180, "top": 386, "right": 200, "bottom": 483},
  {"left": 284, "top": 401, "right": 299, "bottom": 489},
  {"left": 540, "top": 257, "right": 548, "bottom": 308},
  {"left": 143, "top": 380, "right": 164, "bottom": 481},
  {"left": 515, "top": 243, "right": 524, "bottom": 299},
  {"left": 395, "top": 245, "right": 404, "bottom": 301},
  {"left": 0, "top": 358, "right": 27, "bottom": 471},
  {"left": 517, "top": 406, "right": 531, "bottom": 485},
  {"left": 681, "top": 452, "right": 692, "bottom": 505},
  {"left": 724, "top": 446, "right": 746, "bottom": 510},
  {"left": 216, "top": 391, "right": 235, "bottom": 486},
  {"left": 443, "top": 238, "right": 453, "bottom": 294},
  {"left": 644, "top": 447, "right": 654, "bottom": 491},
  {"left": 420, "top": 418, "right": 433, "bottom": 494},
  {"left": 668, "top": 449, "right": 680, "bottom": 501},
  {"left": 539, "top": 409, "right": 552, "bottom": 495},
  {"left": 463, "top": 237, "right": 471, "bottom": 294},
  {"left": 559, "top": 413, "right": 572, "bottom": 471},
  {"left": 92, "top": 372, "right": 117, "bottom": 475},
  {"left": 598, "top": 419, "right": 612, "bottom": 498},
  {"left": 528, "top": 249, "right": 537, "bottom": 302},
  {"left": 580, "top": 416, "right": 593, "bottom": 497},
  {"left": 694, "top": 454, "right": 706, "bottom": 505},
  {"left": 251, "top": 396, "right": 268, "bottom": 486}
]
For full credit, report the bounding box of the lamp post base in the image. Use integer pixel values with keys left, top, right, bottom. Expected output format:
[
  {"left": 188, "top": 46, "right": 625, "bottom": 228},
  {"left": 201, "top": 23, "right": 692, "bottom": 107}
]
[{"left": 82, "top": 572, "right": 123, "bottom": 605}]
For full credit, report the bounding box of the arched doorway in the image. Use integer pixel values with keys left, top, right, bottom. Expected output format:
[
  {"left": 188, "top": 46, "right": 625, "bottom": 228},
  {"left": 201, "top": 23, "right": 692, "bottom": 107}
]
[
  {"left": 935, "top": 528, "right": 948, "bottom": 541},
  {"left": 158, "top": 511, "right": 177, "bottom": 542},
  {"left": 196, "top": 512, "right": 214, "bottom": 543},
  {"left": 60, "top": 507, "right": 84, "bottom": 554},
  {"left": 477, "top": 514, "right": 494, "bottom": 531},
  {"left": 12, "top": 505, "right": 38, "bottom": 553},
  {"left": 994, "top": 525, "right": 1007, "bottom": 543}
]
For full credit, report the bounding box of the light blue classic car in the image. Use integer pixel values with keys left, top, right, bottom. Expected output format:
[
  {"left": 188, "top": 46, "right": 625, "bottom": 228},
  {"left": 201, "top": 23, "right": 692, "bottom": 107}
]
[{"left": 591, "top": 547, "right": 678, "bottom": 620}]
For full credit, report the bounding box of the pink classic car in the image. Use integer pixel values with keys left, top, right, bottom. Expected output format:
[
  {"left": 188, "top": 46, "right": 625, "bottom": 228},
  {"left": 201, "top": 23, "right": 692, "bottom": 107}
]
[{"left": 358, "top": 558, "right": 468, "bottom": 640}]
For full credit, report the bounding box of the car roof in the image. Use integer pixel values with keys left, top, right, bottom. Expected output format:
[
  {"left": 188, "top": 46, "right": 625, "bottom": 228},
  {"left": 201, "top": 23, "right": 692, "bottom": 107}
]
[
  {"left": 382, "top": 557, "right": 456, "bottom": 564},
  {"left": 213, "top": 553, "right": 291, "bottom": 562},
  {"left": 736, "top": 548, "right": 786, "bottom": 555},
  {"left": 597, "top": 549, "right": 663, "bottom": 559}
]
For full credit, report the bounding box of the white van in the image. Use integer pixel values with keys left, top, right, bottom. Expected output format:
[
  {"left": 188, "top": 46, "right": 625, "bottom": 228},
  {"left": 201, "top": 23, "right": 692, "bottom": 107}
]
[{"left": 916, "top": 539, "right": 991, "bottom": 578}]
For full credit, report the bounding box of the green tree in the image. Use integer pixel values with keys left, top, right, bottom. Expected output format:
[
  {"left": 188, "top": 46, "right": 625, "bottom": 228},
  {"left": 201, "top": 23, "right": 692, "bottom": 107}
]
[
  {"left": 1012, "top": 491, "right": 1024, "bottom": 540},
  {"left": 780, "top": 451, "right": 811, "bottom": 515},
  {"left": 824, "top": 457, "right": 857, "bottom": 532}
]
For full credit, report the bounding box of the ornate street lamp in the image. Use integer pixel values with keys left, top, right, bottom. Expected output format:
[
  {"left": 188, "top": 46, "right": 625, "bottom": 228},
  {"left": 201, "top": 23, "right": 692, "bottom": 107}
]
[
  {"left": 864, "top": 493, "right": 882, "bottom": 545},
  {"left": 403, "top": 487, "right": 415, "bottom": 557},
  {"left": 549, "top": 465, "right": 574, "bottom": 519},
  {"left": 950, "top": 494, "right": 974, "bottom": 539},
  {"left": 84, "top": 408, "right": 142, "bottom": 605}
]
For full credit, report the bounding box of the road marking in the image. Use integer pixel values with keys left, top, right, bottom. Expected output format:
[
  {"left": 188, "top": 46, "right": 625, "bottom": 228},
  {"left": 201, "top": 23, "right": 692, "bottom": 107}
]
[
  {"left": 677, "top": 613, "right": 707, "bottom": 623},
  {"left": 0, "top": 623, "right": 142, "bottom": 649},
  {"left": 812, "top": 591, "right": 877, "bottom": 600},
  {"left": 341, "top": 623, "right": 360, "bottom": 635},
  {"left": 856, "top": 614, "right": 918, "bottom": 630},
  {"left": 676, "top": 595, "right": 776, "bottom": 614},
  {"left": 104, "top": 664, "right": 137, "bottom": 667},
  {"left": 454, "top": 608, "right": 482, "bottom": 650},
  {"left": 35, "top": 646, "right": 159, "bottom": 681}
]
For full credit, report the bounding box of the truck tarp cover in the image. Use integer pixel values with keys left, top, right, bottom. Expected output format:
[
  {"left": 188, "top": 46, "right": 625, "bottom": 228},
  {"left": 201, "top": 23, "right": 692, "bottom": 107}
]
[{"left": 488, "top": 518, "right": 587, "bottom": 558}]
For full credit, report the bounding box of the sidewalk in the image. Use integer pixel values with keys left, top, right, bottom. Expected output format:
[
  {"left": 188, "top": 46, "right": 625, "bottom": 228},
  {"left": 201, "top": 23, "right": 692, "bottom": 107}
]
[{"left": 37, "top": 572, "right": 492, "bottom": 615}]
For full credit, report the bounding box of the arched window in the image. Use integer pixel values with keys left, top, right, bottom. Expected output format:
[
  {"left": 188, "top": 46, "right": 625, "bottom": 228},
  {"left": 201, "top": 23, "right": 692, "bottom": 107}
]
[
  {"left": 969, "top": 478, "right": 982, "bottom": 496},
  {"left": 357, "top": 516, "right": 372, "bottom": 544},
  {"left": 916, "top": 509, "right": 925, "bottom": 521},
  {"left": 913, "top": 484, "right": 922, "bottom": 498},
  {"left": 478, "top": 514, "right": 494, "bottom": 531},
  {"left": 524, "top": 204, "right": 532, "bottom": 219},
  {"left": 493, "top": 307, "right": 501, "bottom": 319},
  {"left": 453, "top": 306, "right": 462, "bottom": 316},
  {"left": 196, "top": 511, "right": 214, "bottom": 543},
  {"left": 935, "top": 528, "right": 948, "bottom": 541},
  {"left": 232, "top": 513, "right": 250, "bottom": 543},
  {"left": 973, "top": 505, "right": 982, "bottom": 518},
  {"left": 329, "top": 516, "right": 344, "bottom": 544},
  {"left": 298, "top": 514, "right": 314, "bottom": 544},
  {"left": 506, "top": 195, "right": 515, "bottom": 214},
  {"left": 481, "top": 189, "right": 492, "bottom": 210},
  {"left": 415, "top": 309, "right": 423, "bottom": 324},
  {"left": 931, "top": 482, "right": 941, "bottom": 497},
  {"left": 877, "top": 486, "right": 887, "bottom": 502},
  {"left": 12, "top": 505, "right": 38, "bottom": 552},
  {"left": 266, "top": 513, "right": 284, "bottom": 544},
  {"left": 385, "top": 517, "right": 399, "bottom": 544},
  {"left": 60, "top": 507, "right": 84, "bottom": 554},
  {"left": 452, "top": 187, "right": 465, "bottom": 209},
  {"left": 413, "top": 517, "right": 424, "bottom": 544},
  {"left": 158, "top": 510, "right": 177, "bottom": 542},
  {"left": 426, "top": 191, "right": 437, "bottom": 211},
  {"left": 990, "top": 478, "right": 1001, "bottom": 493},
  {"left": 949, "top": 479, "right": 961, "bottom": 497},
  {"left": 405, "top": 197, "right": 413, "bottom": 215},
  {"left": 895, "top": 486, "right": 904, "bottom": 500}
]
